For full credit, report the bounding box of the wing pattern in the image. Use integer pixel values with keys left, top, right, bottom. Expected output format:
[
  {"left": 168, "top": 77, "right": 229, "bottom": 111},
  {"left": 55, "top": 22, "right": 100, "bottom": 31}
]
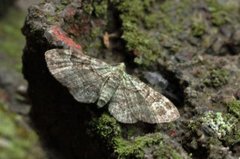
[
  {"left": 45, "top": 49, "right": 112, "bottom": 103},
  {"left": 45, "top": 48, "right": 180, "bottom": 123},
  {"left": 108, "top": 73, "right": 179, "bottom": 123}
]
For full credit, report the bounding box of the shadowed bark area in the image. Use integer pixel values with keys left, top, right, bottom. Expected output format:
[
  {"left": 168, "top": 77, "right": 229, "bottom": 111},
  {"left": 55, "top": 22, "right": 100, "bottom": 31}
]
[{"left": 22, "top": 0, "right": 240, "bottom": 159}]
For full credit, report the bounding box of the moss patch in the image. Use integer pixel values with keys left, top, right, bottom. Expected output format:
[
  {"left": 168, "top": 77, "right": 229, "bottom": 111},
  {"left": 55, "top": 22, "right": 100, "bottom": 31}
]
[
  {"left": 115, "top": 0, "right": 160, "bottom": 66},
  {"left": 82, "top": 0, "right": 108, "bottom": 19},
  {"left": 203, "top": 68, "right": 229, "bottom": 88},
  {"left": 224, "top": 122, "right": 240, "bottom": 145},
  {"left": 186, "top": 111, "right": 240, "bottom": 157},
  {"left": 76, "top": 0, "right": 240, "bottom": 67},
  {"left": 206, "top": 0, "right": 236, "bottom": 26},
  {"left": 89, "top": 113, "right": 121, "bottom": 144},
  {"left": 93, "top": 0, "right": 108, "bottom": 19},
  {"left": 114, "top": 133, "right": 183, "bottom": 159},
  {"left": 227, "top": 100, "right": 240, "bottom": 118},
  {"left": 191, "top": 13, "right": 206, "bottom": 37},
  {"left": 197, "top": 112, "right": 237, "bottom": 139},
  {"left": 111, "top": 0, "right": 194, "bottom": 66}
]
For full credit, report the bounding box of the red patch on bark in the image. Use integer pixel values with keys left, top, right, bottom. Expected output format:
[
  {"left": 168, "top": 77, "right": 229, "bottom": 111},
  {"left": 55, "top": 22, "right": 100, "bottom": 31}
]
[
  {"left": 49, "top": 26, "right": 82, "bottom": 50},
  {"left": 62, "top": 5, "right": 91, "bottom": 36}
]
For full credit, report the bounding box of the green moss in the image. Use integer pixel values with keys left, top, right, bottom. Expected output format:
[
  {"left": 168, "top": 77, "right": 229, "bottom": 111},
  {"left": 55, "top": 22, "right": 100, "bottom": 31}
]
[
  {"left": 115, "top": 0, "right": 162, "bottom": 66},
  {"left": 191, "top": 13, "right": 206, "bottom": 37},
  {"left": 227, "top": 100, "right": 240, "bottom": 118},
  {"left": 89, "top": 113, "right": 121, "bottom": 143},
  {"left": 114, "top": 134, "right": 162, "bottom": 159},
  {"left": 153, "top": 143, "right": 183, "bottom": 159},
  {"left": 121, "top": 21, "right": 158, "bottom": 65},
  {"left": 93, "top": 0, "right": 108, "bottom": 18},
  {"left": 107, "top": 0, "right": 240, "bottom": 67},
  {"left": 90, "top": 27, "right": 102, "bottom": 39},
  {"left": 83, "top": 25, "right": 103, "bottom": 49},
  {"left": 211, "top": 11, "right": 228, "bottom": 26},
  {"left": 224, "top": 123, "right": 240, "bottom": 145},
  {"left": 114, "top": 133, "right": 183, "bottom": 159},
  {"left": 113, "top": 0, "right": 196, "bottom": 66},
  {"left": 116, "top": 0, "right": 151, "bottom": 18},
  {"left": 83, "top": 0, "right": 108, "bottom": 19},
  {"left": 206, "top": 0, "right": 236, "bottom": 26},
  {"left": 114, "top": 137, "right": 145, "bottom": 158},
  {"left": 201, "top": 112, "right": 237, "bottom": 138},
  {"left": 143, "top": 13, "right": 160, "bottom": 29},
  {"left": 83, "top": 3, "right": 94, "bottom": 15},
  {"left": 203, "top": 68, "right": 229, "bottom": 88},
  {"left": 189, "top": 111, "right": 240, "bottom": 146},
  {"left": 158, "top": 0, "right": 191, "bottom": 33}
]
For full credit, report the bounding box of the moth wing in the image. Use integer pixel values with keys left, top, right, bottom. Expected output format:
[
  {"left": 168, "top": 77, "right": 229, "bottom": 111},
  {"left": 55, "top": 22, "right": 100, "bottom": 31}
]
[
  {"left": 45, "top": 49, "right": 112, "bottom": 103},
  {"left": 108, "top": 81, "right": 138, "bottom": 123},
  {"left": 108, "top": 73, "right": 180, "bottom": 124}
]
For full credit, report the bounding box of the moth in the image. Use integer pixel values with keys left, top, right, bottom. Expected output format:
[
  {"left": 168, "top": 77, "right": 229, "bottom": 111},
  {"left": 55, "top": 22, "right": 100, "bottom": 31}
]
[{"left": 45, "top": 48, "right": 180, "bottom": 123}]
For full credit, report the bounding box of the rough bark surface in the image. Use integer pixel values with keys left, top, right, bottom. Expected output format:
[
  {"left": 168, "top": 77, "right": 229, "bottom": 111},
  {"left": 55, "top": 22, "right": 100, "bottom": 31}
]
[{"left": 22, "top": 0, "right": 240, "bottom": 159}]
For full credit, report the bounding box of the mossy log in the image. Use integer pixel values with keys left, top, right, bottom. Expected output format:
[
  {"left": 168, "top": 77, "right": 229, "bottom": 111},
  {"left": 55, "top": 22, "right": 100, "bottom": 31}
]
[{"left": 22, "top": 0, "right": 240, "bottom": 158}]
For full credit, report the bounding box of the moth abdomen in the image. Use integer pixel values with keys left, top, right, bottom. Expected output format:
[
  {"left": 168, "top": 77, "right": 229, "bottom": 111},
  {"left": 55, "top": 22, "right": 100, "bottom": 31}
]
[{"left": 97, "top": 74, "right": 122, "bottom": 107}]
